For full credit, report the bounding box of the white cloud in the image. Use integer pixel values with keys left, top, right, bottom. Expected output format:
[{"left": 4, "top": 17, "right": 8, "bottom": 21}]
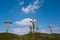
[
  {"left": 22, "top": 0, "right": 44, "bottom": 13},
  {"left": 53, "top": 27, "right": 60, "bottom": 33},
  {"left": 41, "top": 29, "right": 49, "bottom": 33},
  {"left": 22, "top": 4, "right": 33, "bottom": 13},
  {"left": 15, "top": 18, "right": 36, "bottom": 25},
  {"left": 54, "top": 27, "right": 59, "bottom": 30},
  {"left": 11, "top": 27, "right": 30, "bottom": 35}
]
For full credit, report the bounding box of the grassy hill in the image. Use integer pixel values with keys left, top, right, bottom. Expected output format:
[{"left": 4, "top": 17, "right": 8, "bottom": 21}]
[{"left": 0, "top": 32, "right": 60, "bottom": 40}]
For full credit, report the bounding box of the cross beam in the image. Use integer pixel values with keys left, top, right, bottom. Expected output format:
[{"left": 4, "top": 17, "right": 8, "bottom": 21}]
[{"left": 4, "top": 19, "right": 12, "bottom": 33}]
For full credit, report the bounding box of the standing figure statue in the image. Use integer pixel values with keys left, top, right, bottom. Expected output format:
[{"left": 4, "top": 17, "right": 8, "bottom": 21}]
[
  {"left": 49, "top": 24, "right": 53, "bottom": 34},
  {"left": 30, "top": 19, "right": 35, "bottom": 32}
]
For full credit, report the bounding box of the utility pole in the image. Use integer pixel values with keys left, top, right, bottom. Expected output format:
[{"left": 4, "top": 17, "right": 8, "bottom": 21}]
[
  {"left": 4, "top": 19, "right": 12, "bottom": 33},
  {"left": 30, "top": 19, "right": 35, "bottom": 32},
  {"left": 49, "top": 24, "right": 53, "bottom": 34}
]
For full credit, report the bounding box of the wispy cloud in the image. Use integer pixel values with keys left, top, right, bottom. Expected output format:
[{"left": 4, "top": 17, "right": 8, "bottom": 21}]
[
  {"left": 15, "top": 18, "right": 36, "bottom": 26},
  {"left": 19, "top": 1, "right": 24, "bottom": 5},
  {"left": 11, "top": 27, "right": 30, "bottom": 35},
  {"left": 22, "top": 0, "right": 44, "bottom": 14},
  {"left": 10, "top": 0, "right": 44, "bottom": 14},
  {"left": 41, "top": 29, "right": 49, "bottom": 33},
  {"left": 53, "top": 27, "right": 60, "bottom": 33},
  {"left": 40, "top": 27, "right": 60, "bottom": 33}
]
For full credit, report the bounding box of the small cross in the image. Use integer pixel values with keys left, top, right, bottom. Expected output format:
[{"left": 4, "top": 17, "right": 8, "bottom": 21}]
[
  {"left": 4, "top": 19, "right": 12, "bottom": 33},
  {"left": 36, "top": 26, "right": 39, "bottom": 32}
]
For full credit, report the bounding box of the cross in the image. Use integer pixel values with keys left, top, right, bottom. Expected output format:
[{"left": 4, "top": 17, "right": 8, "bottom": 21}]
[
  {"left": 49, "top": 24, "right": 52, "bottom": 34},
  {"left": 30, "top": 26, "right": 32, "bottom": 32},
  {"left": 4, "top": 19, "right": 12, "bottom": 33},
  {"left": 30, "top": 19, "right": 35, "bottom": 32},
  {"left": 36, "top": 26, "right": 39, "bottom": 32}
]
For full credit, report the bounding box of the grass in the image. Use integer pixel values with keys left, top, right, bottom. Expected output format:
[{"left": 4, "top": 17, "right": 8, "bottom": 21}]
[{"left": 0, "top": 32, "right": 60, "bottom": 40}]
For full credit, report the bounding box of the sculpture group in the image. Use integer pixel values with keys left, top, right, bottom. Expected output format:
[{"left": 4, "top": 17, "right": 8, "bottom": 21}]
[{"left": 4, "top": 19, "right": 53, "bottom": 34}]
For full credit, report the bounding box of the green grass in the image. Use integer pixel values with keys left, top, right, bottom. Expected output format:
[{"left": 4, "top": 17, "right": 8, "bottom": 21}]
[{"left": 0, "top": 32, "right": 60, "bottom": 40}]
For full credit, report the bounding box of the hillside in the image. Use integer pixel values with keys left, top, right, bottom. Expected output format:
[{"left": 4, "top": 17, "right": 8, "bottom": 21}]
[{"left": 0, "top": 32, "right": 60, "bottom": 40}]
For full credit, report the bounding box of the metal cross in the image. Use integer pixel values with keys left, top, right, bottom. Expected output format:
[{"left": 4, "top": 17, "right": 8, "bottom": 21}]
[{"left": 4, "top": 19, "right": 12, "bottom": 33}]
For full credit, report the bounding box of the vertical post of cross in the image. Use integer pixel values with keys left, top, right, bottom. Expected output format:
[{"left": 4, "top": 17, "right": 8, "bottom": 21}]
[
  {"left": 30, "top": 19, "right": 35, "bottom": 32},
  {"left": 4, "top": 19, "right": 12, "bottom": 33}
]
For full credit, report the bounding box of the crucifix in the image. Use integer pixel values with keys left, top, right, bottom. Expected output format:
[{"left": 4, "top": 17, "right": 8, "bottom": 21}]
[
  {"left": 49, "top": 24, "right": 53, "bottom": 34},
  {"left": 4, "top": 19, "right": 12, "bottom": 33},
  {"left": 30, "top": 19, "right": 35, "bottom": 32}
]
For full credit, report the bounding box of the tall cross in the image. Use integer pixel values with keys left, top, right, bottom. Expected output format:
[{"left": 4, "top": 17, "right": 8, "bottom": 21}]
[
  {"left": 4, "top": 19, "right": 12, "bottom": 33},
  {"left": 30, "top": 19, "right": 35, "bottom": 32},
  {"left": 49, "top": 25, "right": 52, "bottom": 34}
]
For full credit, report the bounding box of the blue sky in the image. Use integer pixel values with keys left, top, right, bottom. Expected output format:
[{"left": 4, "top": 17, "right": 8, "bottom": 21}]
[{"left": 0, "top": 0, "right": 60, "bottom": 35}]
